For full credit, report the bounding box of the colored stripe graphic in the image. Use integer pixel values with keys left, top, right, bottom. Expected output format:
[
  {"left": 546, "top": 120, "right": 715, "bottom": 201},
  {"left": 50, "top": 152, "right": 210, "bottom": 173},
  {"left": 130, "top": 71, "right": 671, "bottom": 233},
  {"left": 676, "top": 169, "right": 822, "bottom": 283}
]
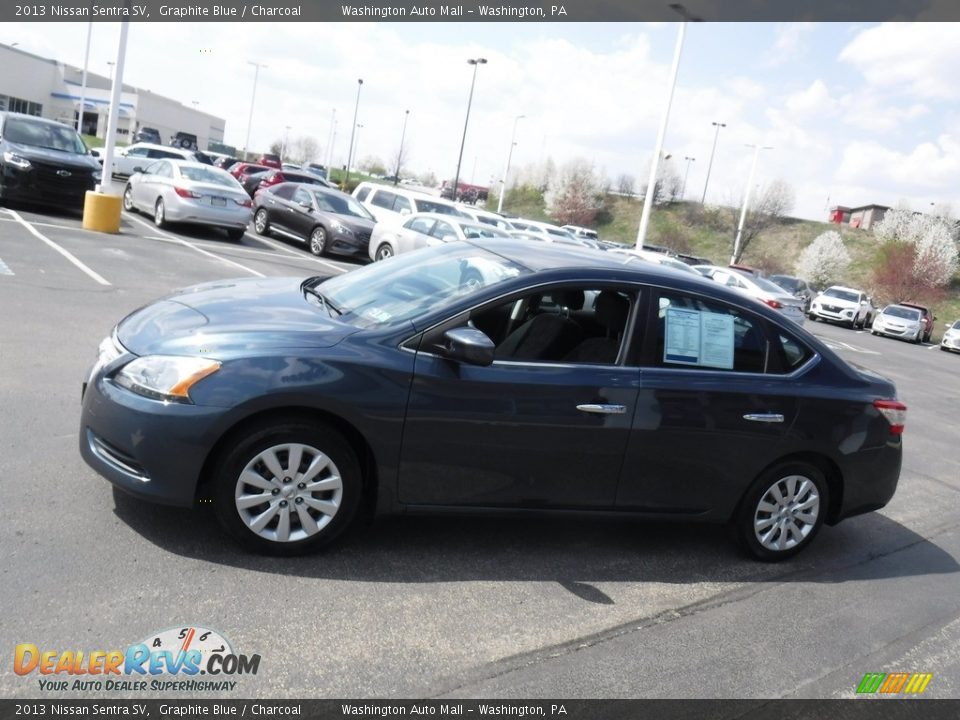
[
  {"left": 857, "top": 672, "right": 932, "bottom": 695},
  {"left": 904, "top": 674, "right": 933, "bottom": 694},
  {"left": 857, "top": 673, "right": 886, "bottom": 694},
  {"left": 880, "top": 672, "right": 909, "bottom": 693}
]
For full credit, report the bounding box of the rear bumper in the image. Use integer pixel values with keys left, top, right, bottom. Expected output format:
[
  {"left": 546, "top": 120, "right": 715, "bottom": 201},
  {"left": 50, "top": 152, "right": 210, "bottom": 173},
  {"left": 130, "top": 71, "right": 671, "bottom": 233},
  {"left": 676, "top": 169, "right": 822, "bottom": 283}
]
[
  {"left": 832, "top": 439, "right": 902, "bottom": 523},
  {"left": 164, "top": 198, "right": 252, "bottom": 229}
]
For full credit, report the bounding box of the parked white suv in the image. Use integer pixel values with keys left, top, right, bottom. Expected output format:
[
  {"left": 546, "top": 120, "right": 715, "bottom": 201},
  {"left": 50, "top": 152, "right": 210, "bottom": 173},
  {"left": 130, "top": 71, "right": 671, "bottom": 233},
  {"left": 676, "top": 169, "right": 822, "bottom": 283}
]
[
  {"left": 808, "top": 286, "right": 871, "bottom": 328},
  {"left": 352, "top": 182, "right": 466, "bottom": 224},
  {"left": 111, "top": 143, "right": 200, "bottom": 179}
]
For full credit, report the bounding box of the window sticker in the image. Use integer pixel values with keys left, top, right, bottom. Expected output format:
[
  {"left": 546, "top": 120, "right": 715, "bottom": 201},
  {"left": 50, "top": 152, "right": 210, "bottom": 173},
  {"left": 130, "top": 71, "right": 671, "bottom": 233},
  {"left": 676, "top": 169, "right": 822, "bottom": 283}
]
[{"left": 664, "top": 308, "right": 735, "bottom": 369}]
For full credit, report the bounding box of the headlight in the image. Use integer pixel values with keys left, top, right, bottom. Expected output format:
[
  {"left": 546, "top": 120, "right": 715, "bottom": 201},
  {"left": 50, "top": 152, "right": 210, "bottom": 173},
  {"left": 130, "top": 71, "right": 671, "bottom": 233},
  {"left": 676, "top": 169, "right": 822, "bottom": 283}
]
[
  {"left": 114, "top": 356, "right": 221, "bottom": 403},
  {"left": 91, "top": 169, "right": 102, "bottom": 182},
  {"left": 330, "top": 220, "right": 351, "bottom": 234},
  {"left": 3, "top": 152, "right": 32, "bottom": 170}
]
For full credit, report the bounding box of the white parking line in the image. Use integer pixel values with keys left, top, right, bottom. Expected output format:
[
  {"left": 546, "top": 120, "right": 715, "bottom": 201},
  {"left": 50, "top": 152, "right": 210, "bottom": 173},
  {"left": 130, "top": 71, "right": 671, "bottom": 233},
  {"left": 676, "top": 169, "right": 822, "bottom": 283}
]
[
  {"left": 0, "top": 257, "right": 13, "bottom": 275},
  {"left": 124, "top": 212, "right": 265, "bottom": 278},
  {"left": 928, "top": 344, "right": 941, "bottom": 350},
  {"left": 5, "top": 209, "right": 110, "bottom": 285},
  {"left": 244, "top": 232, "right": 349, "bottom": 274}
]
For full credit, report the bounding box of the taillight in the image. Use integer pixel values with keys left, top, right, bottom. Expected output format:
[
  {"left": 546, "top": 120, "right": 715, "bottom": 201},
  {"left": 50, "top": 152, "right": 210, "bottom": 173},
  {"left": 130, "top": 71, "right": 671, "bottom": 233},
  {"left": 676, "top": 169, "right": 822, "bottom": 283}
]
[
  {"left": 236, "top": 198, "right": 252, "bottom": 208},
  {"left": 874, "top": 399, "right": 907, "bottom": 434},
  {"left": 763, "top": 299, "right": 782, "bottom": 309},
  {"left": 174, "top": 187, "right": 201, "bottom": 198}
]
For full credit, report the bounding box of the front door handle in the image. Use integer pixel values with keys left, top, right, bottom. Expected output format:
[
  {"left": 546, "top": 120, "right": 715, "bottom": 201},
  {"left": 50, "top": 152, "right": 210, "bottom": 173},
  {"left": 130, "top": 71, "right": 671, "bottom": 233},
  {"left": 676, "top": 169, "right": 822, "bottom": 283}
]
[
  {"left": 577, "top": 404, "right": 626, "bottom": 415},
  {"left": 743, "top": 413, "right": 785, "bottom": 423}
]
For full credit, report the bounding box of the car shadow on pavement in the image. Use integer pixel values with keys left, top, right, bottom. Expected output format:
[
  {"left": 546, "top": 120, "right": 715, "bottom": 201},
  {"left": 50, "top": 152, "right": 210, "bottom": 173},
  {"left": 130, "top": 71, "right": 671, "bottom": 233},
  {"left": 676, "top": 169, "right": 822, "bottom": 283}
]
[{"left": 112, "top": 488, "right": 959, "bottom": 592}]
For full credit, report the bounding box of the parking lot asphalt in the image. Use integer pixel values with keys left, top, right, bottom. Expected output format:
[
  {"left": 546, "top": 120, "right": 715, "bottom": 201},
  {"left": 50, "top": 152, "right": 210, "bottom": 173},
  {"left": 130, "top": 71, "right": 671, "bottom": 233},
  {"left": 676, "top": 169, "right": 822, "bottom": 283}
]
[{"left": 1, "top": 204, "right": 958, "bottom": 700}]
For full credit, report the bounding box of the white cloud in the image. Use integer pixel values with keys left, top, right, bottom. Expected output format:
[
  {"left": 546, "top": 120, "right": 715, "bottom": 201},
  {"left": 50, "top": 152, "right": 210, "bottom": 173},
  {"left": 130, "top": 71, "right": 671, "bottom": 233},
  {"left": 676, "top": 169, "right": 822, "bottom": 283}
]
[
  {"left": 764, "top": 22, "right": 817, "bottom": 66},
  {"left": 784, "top": 79, "right": 834, "bottom": 116},
  {"left": 835, "top": 135, "right": 960, "bottom": 196}
]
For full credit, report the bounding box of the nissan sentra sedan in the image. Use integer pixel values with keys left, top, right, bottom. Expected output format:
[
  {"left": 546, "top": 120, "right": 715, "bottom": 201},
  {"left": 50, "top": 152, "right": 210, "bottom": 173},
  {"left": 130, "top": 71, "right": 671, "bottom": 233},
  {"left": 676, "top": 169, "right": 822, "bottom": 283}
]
[{"left": 80, "top": 240, "right": 906, "bottom": 561}]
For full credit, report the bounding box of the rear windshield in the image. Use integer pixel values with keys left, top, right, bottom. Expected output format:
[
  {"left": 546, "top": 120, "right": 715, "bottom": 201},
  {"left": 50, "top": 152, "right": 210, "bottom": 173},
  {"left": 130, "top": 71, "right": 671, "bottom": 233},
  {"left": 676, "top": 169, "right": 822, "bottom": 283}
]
[
  {"left": 4, "top": 117, "right": 87, "bottom": 154},
  {"left": 179, "top": 166, "right": 237, "bottom": 187},
  {"left": 414, "top": 199, "right": 467, "bottom": 217},
  {"left": 883, "top": 306, "right": 921, "bottom": 320},
  {"left": 771, "top": 276, "right": 799, "bottom": 292}
]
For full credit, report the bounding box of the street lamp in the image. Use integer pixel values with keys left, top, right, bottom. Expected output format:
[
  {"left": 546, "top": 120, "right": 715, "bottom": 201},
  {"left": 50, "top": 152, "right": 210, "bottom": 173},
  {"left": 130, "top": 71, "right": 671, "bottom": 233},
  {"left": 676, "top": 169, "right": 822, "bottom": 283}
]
[
  {"left": 681, "top": 156, "right": 695, "bottom": 199},
  {"left": 191, "top": 100, "right": 199, "bottom": 109},
  {"left": 497, "top": 114, "right": 525, "bottom": 214},
  {"left": 244, "top": 61, "right": 268, "bottom": 159},
  {"left": 351, "top": 123, "right": 364, "bottom": 173},
  {"left": 76, "top": 23, "right": 92, "bottom": 134},
  {"left": 325, "top": 109, "right": 337, "bottom": 171},
  {"left": 106, "top": 60, "right": 115, "bottom": 81},
  {"left": 635, "top": 3, "right": 701, "bottom": 249},
  {"left": 344, "top": 78, "right": 363, "bottom": 186},
  {"left": 281, "top": 125, "right": 291, "bottom": 161},
  {"left": 731, "top": 143, "right": 773, "bottom": 264},
  {"left": 394, "top": 109, "right": 410, "bottom": 186},
  {"left": 701, "top": 121, "right": 726, "bottom": 204},
  {"left": 452, "top": 57, "right": 487, "bottom": 202}
]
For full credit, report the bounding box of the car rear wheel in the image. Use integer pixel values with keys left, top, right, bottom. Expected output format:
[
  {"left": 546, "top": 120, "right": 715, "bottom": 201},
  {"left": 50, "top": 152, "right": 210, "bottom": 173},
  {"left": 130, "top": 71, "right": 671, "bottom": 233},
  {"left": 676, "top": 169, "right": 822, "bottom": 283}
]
[
  {"left": 914, "top": 329, "right": 922, "bottom": 344},
  {"left": 212, "top": 420, "right": 362, "bottom": 555},
  {"left": 225, "top": 228, "right": 245, "bottom": 241},
  {"left": 154, "top": 198, "right": 167, "bottom": 229},
  {"left": 254, "top": 209, "right": 270, "bottom": 235},
  {"left": 310, "top": 226, "right": 327, "bottom": 256},
  {"left": 734, "top": 461, "right": 828, "bottom": 561},
  {"left": 375, "top": 243, "right": 393, "bottom": 261},
  {"left": 122, "top": 185, "right": 135, "bottom": 213}
]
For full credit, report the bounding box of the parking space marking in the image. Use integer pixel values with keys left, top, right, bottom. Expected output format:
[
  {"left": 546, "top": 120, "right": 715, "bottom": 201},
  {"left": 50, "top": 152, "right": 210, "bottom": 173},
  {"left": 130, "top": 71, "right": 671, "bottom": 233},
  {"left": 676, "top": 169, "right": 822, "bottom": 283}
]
[
  {"left": 815, "top": 336, "right": 880, "bottom": 355},
  {"left": 0, "top": 257, "right": 13, "bottom": 275},
  {"left": 5, "top": 209, "right": 111, "bottom": 285},
  {"left": 244, "top": 232, "right": 349, "bottom": 274},
  {"left": 123, "top": 212, "right": 265, "bottom": 278}
]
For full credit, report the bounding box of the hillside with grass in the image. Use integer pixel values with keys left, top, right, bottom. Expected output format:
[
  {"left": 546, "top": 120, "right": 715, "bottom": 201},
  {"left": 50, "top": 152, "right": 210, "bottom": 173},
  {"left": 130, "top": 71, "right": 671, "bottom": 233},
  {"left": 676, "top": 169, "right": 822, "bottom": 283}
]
[{"left": 495, "top": 187, "right": 960, "bottom": 341}]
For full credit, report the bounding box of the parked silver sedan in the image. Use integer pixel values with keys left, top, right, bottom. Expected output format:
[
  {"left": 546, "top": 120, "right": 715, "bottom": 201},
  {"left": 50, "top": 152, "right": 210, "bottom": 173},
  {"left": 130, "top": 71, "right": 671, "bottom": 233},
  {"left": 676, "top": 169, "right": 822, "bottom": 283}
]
[
  {"left": 871, "top": 304, "right": 924, "bottom": 343},
  {"left": 122, "top": 160, "right": 253, "bottom": 240}
]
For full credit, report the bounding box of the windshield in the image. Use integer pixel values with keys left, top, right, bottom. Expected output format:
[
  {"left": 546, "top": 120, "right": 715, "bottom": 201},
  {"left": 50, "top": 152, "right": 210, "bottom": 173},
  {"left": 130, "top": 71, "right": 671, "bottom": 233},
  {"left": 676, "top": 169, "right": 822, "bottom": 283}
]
[
  {"left": 314, "top": 243, "right": 530, "bottom": 329},
  {"left": 883, "top": 306, "right": 921, "bottom": 321},
  {"left": 458, "top": 222, "right": 509, "bottom": 239},
  {"left": 4, "top": 117, "right": 87, "bottom": 154},
  {"left": 314, "top": 190, "right": 375, "bottom": 220},
  {"left": 753, "top": 276, "right": 791, "bottom": 294},
  {"left": 414, "top": 198, "right": 467, "bottom": 217},
  {"left": 179, "top": 166, "right": 237, "bottom": 187},
  {"left": 823, "top": 288, "right": 859, "bottom": 303}
]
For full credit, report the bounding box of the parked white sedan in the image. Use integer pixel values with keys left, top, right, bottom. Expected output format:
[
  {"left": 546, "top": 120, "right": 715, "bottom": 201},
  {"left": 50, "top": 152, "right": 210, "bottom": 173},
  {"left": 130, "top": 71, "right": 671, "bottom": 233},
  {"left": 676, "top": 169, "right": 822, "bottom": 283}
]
[
  {"left": 122, "top": 160, "right": 252, "bottom": 240},
  {"left": 368, "top": 212, "right": 509, "bottom": 261},
  {"left": 694, "top": 265, "right": 806, "bottom": 325},
  {"left": 111, "top": 142, "right": 200, "bottom": 179}
]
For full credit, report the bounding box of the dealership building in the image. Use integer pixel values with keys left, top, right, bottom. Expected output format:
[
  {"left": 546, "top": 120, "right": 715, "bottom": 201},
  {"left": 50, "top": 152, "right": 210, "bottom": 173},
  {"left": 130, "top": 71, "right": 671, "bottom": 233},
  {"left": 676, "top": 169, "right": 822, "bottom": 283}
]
[{"left": 0, "top": 42, "right": 227, "bottom": 151}]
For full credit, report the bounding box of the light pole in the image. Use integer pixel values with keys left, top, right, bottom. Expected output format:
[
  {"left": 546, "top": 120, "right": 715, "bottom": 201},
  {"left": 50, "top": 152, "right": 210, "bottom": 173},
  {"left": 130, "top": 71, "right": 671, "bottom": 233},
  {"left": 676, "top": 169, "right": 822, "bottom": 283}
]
[
  {"left": 681, "top": 156, "right": 695, "bottom": 199},
  {"left": 497, "top": 114, "right": 525, "bottom": 214},
  {"left": 243, "top": 61, "right": 267, "bottom": 159},
  {"left": 76, "top": 22, "right": 92, "bottom": 134},
  {"left": 191, "top": 100, "right": 199, "bottom": 109},
  {"left": 635, "top": 4, "right": 700, "bottom": 249},
  {"left": 732, "top": 143, "right": 773, "bottom": 264},
  {"left": 325, "top": 108, "right": 337, "bottom": 171},
  {"left": 701, "top": 121, "right": 726, "bottom": 204},
  {"left": 452, "top": 57, "right": 487, "bottom": 202},
  {"left": 351, "top": 123, "right": 364, "bottom": 173},
  {"left": 281, "top": 125, "right": 291, "bottom": 161},
  {"left": 344, "top": 78, "right": 363, "bottom": 185},
  {"left": 96, "top": 24, "right": 129, "bottom": 195},
  {"left": 393, "top": 109, "right": 410, "bottom": 185},
  {"left": 106, "top": 60, "right": 115, "bottom": 81}
]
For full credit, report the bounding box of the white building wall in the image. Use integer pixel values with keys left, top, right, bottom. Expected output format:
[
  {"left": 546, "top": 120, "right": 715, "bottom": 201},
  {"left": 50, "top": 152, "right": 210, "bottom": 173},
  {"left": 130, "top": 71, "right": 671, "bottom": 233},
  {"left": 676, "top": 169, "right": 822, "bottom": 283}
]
[{"left": 0, "top": 45, "right": 59, "bottom": 114}]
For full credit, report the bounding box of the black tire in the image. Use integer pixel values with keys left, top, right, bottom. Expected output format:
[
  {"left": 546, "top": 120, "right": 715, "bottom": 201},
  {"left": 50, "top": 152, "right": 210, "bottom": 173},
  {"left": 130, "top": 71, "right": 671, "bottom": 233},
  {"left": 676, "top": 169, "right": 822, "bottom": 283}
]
[
  {"left": 375, "top": 243, "right": 393, "bottom": 261},
  {"left": 914, "top": 329, "right": 922, "bottom": 344},
  {"left": 924, "top": 332, "right": 932, "bottom": 344},
  {"left": 122, "top": 184, "right": 136, "bottom": 213},
  {"left": 807, "top": 313, "right": 817, "bottom": 322},
  {"left": 212, "top": 420, "right": 362, "bottom": 555},
  {"left": 309, "top": 226, "right": 327, "bottom": 256},
  {"left": 225, "top": 227, "right": 245, "bottom": 241},
  {"left": 253, "top": 208, "right": 270, "bottom": 236},
  {"left": 154, "top": 198, "right": 167, "bottom": 229},
  {"left": 734, "top": 461, "right": 829, "bottom": 561}
]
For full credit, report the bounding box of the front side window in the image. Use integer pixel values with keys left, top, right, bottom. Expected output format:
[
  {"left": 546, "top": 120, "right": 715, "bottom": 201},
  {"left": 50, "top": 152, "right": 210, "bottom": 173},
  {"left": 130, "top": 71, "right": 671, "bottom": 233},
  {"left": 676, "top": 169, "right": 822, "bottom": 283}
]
[
  {"left": 394, "top": 195, "right": 413, "bottom": 214},
  {"left": 431, "top": 220, "right": 457, "bottom": 240},
  {"left": 370, "top": 190, "right": 397, "bottom": 210},
  {"left": 293, "top": 187, "right": 313, "bottom": 207},
  {"left": 405, "top": 217, "right": 436, "bottom": 235},
  {"left": 142, "top": 161, "right": 164, "bottom": 175},
  {"left": 354, "top": 186, "right": 371, "bottom": 202}
]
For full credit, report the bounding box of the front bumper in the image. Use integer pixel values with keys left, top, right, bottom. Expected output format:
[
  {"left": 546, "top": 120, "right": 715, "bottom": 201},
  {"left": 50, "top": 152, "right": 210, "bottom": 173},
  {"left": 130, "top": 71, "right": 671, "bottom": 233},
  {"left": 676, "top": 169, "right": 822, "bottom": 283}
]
[
  {"left": 1, "top": 163, "right": 96, "bottom": 208},
  {"left": 809, "top": 305, "right": 859, "bottom": 324},
  {"left": 942, "top": 334, "right": 960, "bottom": 352},
  {"left": 329, "top": 228, "right": 371, "bottom": 258},
  {"left": 873, "top": 321, "right": 919, "bottom": 339},
  {"left": 80, "top": 369, "right": 228, "bottom": 507}
]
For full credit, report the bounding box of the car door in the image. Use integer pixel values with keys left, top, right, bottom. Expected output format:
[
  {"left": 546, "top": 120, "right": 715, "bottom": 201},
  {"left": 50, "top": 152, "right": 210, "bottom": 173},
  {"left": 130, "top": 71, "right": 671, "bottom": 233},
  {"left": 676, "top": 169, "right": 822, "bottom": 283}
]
[
  {"left": 394, "top": 216, "right": 436, "bottom": 254},
  {"left": 284, "top": 186, "right": 316, "bottom": 240},
  {"left": 261, "top": 184, "right": 298, "bottom": 235},
  {"left": 132, "top": 160, "right": 164, "bottom": 208},
  {"left": 117, "top": 146, "right": 149, "bottom": 177},
  {"left": 398, "top": 283, "right": 644, "bottom": 508},
  {"left": 615, "top": 287, "right": 803, "bottom": 520}
]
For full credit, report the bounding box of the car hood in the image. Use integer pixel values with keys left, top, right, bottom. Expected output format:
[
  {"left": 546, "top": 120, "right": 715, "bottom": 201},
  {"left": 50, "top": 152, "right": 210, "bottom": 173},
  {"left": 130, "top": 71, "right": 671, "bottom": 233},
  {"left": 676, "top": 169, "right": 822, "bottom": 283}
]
[
  {"left": 117, "top": 277, "right": 358, "bottom": 356},
  {"left": 5, "top": 141, "right": 100, "bottom": 171},
  {"left": 817, "top": 295, "right": 859, "bottom": 307},
  {"left": 328, "top": 214, "right": 375, "bottom": 233}
]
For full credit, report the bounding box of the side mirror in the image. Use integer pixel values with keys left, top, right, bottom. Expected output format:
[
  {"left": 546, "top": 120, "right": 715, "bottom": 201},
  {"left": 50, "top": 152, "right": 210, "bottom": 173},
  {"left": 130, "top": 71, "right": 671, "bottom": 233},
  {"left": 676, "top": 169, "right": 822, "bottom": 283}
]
[
  {"left": 298, "top": 200, "right": 311, "bottom": 209},
  {"left": 442, "top": 327, "right": 495, "bottom": 367},
  {"left": 133, "top": 166, "right": 144, "bottom": 174},
  {"left": 399, "top": 207, "right": 411, "bottom": 216},
  {"left": 90, "top": 149, "right": 101, "bottom": 158}
]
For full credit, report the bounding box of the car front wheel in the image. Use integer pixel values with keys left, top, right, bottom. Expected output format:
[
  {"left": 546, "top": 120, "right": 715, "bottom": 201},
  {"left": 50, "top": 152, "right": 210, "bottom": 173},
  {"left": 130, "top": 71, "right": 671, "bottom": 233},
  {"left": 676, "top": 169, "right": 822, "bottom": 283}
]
[
  {"left": 154, "top": 198, "right": 167, "bottom": 229},
  {"left": 212, "top": 420, "right": 362, "bottom": 555},
  {"left": 375, "top": 243, "right": 394, "bottom": 261},
  {"left": 734, "top": 461, "right": 828, "bottom": 561},
  {"left": 254, "top": 209, "right": 270, "bottom": 235},
  {"left": 123, "top": 185, "right": 135, "bottom": 212},
  {"left": 310, "top": 226, "right": 327, "bottom": 256}
]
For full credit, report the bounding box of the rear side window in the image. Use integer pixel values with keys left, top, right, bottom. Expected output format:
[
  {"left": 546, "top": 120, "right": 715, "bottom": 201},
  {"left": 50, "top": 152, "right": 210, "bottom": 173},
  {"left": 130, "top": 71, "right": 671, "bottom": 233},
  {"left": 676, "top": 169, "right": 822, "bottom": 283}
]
[
  {"left": 371, "top": 190, "right": 397, "bottom": 210},
  {"left": 355, "top": 187, "right": 370, "bottom": 202},
  {"left": 272, "top": 185, "right": 295, "bottom": 200},
  {"left": 776, "top": 333, "right": 813, "bottom": 371},
  {"left": 394, "top": 195, "right": 412, "bottom": 214}
]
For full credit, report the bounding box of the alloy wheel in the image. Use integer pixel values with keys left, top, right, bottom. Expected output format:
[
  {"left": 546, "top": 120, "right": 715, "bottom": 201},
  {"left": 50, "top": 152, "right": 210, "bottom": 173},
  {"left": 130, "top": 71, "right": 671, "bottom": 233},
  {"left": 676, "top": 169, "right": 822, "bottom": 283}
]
[
  {"left": 254, "top": 209, "right": 269, "bottom": 235},
  {"left": 753, "top": 474, "right": 820, "bottom": 552},
  {"left": 310, "top": 227, "right": 326, "bottom": 256},
  {"left": 375, "top": 244, "right": 393, "bottom": 261}
]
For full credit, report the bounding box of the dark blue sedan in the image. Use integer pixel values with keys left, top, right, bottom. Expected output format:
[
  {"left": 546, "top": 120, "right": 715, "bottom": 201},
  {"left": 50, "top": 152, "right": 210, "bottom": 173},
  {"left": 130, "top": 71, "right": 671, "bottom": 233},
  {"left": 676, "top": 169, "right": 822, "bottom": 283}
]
[{"left": 80, "top": 240, "right": 906, "bottom": 560}]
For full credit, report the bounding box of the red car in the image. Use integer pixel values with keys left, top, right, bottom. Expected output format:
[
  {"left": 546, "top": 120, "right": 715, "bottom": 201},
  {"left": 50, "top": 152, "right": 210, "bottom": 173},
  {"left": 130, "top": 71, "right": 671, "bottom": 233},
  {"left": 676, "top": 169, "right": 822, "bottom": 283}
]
[
  {"left": 257, "top": 170, "right": 331, "bottom": 193},
  {"left": 229, "top": 162, "right": 270, "bottom": 181},
  {"left": 900, "top": 302, "right": 936, "bottom": 342},
  {"left": 257, "top": 153, "right": 282, "bottom": 169}
]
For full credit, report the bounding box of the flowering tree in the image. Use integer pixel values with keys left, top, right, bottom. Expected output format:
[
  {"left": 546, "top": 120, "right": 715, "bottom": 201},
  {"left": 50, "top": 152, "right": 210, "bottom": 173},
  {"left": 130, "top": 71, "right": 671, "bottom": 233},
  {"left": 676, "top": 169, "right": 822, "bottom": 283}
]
[
  {"left": 872, "top": 209, "right": 959, "bottom": 293},
  {"left": 794, "top": 231, "right": 851, "bottom": 288},
  {"left": 544, "top": 158, "right": 602, "bottom": 226}
]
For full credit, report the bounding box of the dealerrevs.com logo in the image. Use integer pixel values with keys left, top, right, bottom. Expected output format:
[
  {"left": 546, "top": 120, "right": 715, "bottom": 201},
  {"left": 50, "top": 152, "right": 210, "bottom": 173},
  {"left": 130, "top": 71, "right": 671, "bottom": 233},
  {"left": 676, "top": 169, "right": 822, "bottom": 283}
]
[{"left": 15, "top": 626, "right": 261, "bottom": 693}]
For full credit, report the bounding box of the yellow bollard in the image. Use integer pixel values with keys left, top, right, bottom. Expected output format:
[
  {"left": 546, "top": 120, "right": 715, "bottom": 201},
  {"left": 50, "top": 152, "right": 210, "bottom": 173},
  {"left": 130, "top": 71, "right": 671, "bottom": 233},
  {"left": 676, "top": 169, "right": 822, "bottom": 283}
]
[{"left": 82, "top": 191, "right": 123, "bottom": 234}]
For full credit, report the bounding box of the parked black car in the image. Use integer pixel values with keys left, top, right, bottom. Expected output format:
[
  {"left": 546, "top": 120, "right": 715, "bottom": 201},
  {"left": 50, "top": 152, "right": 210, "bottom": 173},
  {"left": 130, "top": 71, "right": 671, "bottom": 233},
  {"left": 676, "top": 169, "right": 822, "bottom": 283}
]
[
  {"left": 133, "top": 126, "right": 161, "bottom": 144},
  {"left": 0, "top": 112, "right": 101, "bottom": 209},
  {"left": 80, "top": 239, "right": 906, "bottom": 560},
  {"left": 252, "top": 182, "right": 375, "bottom": 258}
]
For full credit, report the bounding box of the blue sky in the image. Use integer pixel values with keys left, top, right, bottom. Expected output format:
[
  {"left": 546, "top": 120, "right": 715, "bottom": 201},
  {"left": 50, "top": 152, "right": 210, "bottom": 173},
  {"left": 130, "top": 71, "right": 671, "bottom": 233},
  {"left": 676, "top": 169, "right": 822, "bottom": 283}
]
[{"left": 8, "top": 21, "right": 960, "bottom": 220}]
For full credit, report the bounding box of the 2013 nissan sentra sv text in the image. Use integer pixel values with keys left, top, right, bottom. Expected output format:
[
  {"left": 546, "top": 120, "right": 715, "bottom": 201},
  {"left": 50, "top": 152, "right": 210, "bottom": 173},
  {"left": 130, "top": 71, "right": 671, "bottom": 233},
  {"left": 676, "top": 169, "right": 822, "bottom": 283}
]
[{"left": 79, "top": 239, "right": 906, "bottom": 560}]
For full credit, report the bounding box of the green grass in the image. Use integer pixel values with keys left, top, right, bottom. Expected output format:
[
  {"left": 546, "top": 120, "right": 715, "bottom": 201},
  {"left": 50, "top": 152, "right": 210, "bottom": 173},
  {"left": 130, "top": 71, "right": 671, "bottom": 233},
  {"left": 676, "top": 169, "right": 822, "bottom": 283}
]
[{"left": 82, "top": 134, "right": 128, "bottom": 149}]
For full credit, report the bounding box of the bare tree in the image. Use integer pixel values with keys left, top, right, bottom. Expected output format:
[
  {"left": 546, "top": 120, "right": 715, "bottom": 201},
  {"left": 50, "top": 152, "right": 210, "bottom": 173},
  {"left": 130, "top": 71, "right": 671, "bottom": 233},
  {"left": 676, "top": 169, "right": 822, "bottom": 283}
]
[
  {"left": 359, "top": 156, "right": 387, "bottom": 175},
  {"left": 730, "top": 179, "right": 795, "bottom": 263},
  {"left": 290, "top": 136, "right": 320, "bottom": 165},
  {"left": 268, "top": 139, "right": 283, "bottom": 157},
  {"left": 616, "top": 173, "right": 636, "bottom": 196},
  {"left": 392, "top": 141, "right": 410, "bottom": 181}
]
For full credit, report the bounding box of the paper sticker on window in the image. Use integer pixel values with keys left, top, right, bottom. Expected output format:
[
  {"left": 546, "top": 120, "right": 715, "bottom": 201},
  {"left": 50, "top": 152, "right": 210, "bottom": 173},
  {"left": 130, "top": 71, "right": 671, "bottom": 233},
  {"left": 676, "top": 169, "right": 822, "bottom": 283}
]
[{"left": 664, "top": 308, "right": 735, "bottom": 369}]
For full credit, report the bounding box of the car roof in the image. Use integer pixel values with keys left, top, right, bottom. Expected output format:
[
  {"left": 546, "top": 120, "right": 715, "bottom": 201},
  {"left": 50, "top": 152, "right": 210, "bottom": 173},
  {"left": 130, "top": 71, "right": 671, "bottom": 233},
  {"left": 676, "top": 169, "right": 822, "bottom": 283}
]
[
  {"left": 898, "top": 301, "right": 929, "bottom": 310},
  {"left": 823, "top": 285, "right": 864, "bottom": 293},
  {"left": 0, "top": 111, "right": 77, "bottom": 129},
  {"left": 129, "top": 142, "right": 193, "bottom": 153},
  {"left": 170, "top": 160, "right": 232, "bottom": 172}
]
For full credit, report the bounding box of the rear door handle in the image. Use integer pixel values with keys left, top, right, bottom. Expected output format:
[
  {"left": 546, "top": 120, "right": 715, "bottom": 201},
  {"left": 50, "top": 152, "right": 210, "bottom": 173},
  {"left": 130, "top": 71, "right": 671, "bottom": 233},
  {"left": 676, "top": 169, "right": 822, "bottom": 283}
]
[
  {"left": 743, "top": 413, "right": 784, "bottom": 423},
  {"left": 577, "top": 404, "right": 626, "bottom": 415}
]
